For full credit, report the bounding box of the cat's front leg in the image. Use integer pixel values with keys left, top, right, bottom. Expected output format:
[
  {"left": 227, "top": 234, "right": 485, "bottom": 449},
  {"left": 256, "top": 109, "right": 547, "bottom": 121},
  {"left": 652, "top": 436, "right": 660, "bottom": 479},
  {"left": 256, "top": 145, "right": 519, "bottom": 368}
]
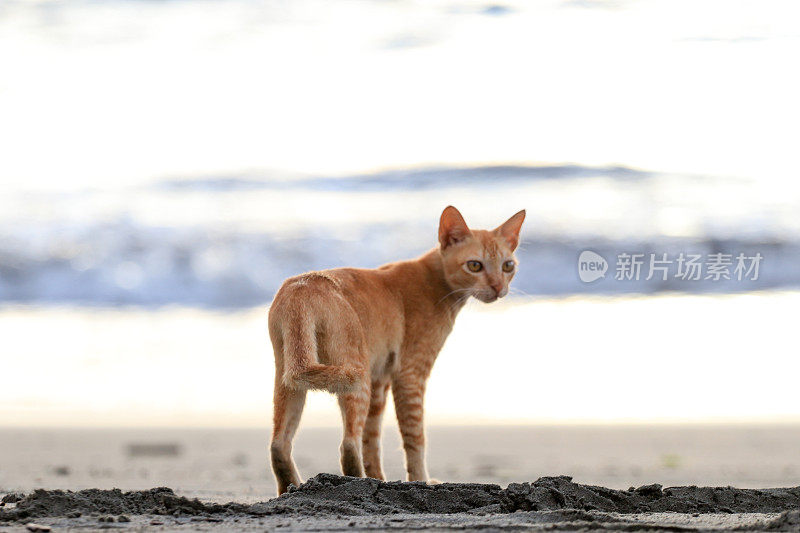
[{"left": 391, "top": 370, "right": 429, "bottom": 482}]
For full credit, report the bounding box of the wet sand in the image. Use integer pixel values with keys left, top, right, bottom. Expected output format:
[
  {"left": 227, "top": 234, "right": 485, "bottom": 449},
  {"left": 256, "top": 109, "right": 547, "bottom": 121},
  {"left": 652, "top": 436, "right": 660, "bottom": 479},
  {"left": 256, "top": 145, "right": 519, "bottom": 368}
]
[
  {"left": 4, "top": 425, "right": 800, "bottom": 500},
  {"left": 3, "top": 474, "right": 800, "bottom": 531}
]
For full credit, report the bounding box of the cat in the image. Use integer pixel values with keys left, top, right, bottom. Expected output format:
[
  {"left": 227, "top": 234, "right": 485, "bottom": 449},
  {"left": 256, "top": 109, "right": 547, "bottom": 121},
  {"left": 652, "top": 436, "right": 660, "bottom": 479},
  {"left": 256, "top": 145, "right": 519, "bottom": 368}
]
[{"left": 268, "top": 206, "right": 525, "bottom": 494}]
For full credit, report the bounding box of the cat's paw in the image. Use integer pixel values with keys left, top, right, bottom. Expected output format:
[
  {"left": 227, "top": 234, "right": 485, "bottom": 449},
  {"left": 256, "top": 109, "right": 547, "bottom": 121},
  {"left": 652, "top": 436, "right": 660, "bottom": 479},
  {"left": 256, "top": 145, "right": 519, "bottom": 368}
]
[{"left": 427, "top": 478, "right": 442, "bottom": 485}]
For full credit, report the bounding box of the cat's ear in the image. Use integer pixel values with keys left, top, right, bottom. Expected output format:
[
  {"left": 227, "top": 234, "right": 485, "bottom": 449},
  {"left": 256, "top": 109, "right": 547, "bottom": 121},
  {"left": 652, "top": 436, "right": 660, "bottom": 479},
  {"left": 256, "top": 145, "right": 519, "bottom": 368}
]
[
  {"left": 439, "top": 206, "right": 471, "bottom": 249},
  {"left": 494, "top": 209, "right": 526, "bottom": 251}
]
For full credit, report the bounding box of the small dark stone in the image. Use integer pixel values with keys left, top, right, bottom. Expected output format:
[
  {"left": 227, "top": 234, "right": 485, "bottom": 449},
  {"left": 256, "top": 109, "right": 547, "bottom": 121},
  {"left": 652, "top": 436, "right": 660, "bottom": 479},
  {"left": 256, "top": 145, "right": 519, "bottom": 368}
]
[
  {"left": 118, "top": 515, "right": 130, "bottom": 522},
  {"left": 635, "top": 484, "right": 663, "bottom": 497},
  {"left": 2, "top": 493, "right": 25, "bottom": 504}
]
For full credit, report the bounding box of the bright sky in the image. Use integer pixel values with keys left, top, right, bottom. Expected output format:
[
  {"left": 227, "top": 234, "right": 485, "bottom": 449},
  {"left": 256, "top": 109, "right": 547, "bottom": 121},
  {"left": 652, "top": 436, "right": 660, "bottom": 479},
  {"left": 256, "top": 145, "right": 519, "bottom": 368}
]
[{"left": 0, "top": 0, "right": 799, "bottom": 191}]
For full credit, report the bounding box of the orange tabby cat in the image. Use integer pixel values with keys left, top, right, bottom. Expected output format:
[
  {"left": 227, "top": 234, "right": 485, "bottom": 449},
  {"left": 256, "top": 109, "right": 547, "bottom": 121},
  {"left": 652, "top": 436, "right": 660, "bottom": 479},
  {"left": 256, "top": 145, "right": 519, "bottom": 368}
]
[{"left": 268, "top": 206, "right": 525, "bottom": 494}]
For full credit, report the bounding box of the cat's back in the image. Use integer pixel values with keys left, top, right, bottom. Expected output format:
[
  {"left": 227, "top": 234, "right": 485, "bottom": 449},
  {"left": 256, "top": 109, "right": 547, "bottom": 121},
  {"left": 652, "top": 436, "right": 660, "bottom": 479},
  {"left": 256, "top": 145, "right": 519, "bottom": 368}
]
[
  {"left": 278, "top": 265, "right": 382, "bottom": 291},
  {"left": 271, "top": 265, "right": 398, "bottom": 313}
]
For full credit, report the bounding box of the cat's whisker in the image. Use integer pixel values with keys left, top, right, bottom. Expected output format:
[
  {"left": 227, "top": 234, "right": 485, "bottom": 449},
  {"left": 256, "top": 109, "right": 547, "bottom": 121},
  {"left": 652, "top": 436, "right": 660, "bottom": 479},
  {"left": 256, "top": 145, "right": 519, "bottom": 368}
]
[
  {"left": 446, "top": 293, "right": 470, "bottom": 314},
  {"left": 509, "top": 286, "right": 533, "bottom": 297},
  {"left": 449, "top": 292, "right": 473, "bottom": 313},
  {"left": 436, "top": 288, "right": 473, "bottom": 307}
]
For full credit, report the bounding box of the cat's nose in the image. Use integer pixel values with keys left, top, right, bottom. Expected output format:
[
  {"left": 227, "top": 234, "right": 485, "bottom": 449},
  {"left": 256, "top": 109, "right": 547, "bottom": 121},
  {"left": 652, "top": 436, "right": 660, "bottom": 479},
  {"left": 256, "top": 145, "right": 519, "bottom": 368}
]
[{"left": 490, "top": 281, "right": 504, "bottom": 296}]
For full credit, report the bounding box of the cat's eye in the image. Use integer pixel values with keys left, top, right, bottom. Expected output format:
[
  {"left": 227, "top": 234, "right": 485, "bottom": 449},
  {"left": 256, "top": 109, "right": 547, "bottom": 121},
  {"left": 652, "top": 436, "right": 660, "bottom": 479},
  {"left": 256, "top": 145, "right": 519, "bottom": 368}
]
[
  {"left": 502, "top": 260, "right": 515, "bottom": 273},
  {"left": 466, "top": 260, "right": 483, "bottom": 273}
]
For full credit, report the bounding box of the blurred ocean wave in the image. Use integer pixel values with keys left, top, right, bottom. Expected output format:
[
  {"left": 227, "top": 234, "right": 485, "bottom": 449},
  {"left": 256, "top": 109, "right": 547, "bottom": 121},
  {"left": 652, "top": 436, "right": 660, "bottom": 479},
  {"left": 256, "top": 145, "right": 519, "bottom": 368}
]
[
  {"left": 155, "top": 164, "right": 650, "bottom": 192},
  {"left": 1, "top": 165, "right": 798, "bottom": 308}
]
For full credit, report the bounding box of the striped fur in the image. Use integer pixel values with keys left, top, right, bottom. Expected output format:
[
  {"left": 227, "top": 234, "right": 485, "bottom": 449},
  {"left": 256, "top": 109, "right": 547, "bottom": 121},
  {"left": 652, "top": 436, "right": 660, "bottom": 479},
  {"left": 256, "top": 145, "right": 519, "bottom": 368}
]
[{"left": 268, "top": 206, "right": 525, "bottom": 494}]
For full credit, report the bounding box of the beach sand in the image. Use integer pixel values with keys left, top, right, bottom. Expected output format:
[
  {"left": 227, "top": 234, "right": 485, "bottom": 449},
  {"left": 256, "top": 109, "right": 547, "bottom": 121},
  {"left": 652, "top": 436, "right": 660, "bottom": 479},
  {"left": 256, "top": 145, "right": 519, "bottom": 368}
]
[{"left": 3, "top": 426, "right": 800, "bottom": 498}]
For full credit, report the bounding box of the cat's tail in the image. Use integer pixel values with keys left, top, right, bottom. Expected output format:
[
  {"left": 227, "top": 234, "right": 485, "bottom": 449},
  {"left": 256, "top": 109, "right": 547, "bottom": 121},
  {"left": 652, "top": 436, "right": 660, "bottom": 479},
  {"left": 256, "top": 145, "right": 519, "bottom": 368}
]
[
  {"left": 280, "top": 318, "right": 362, "bottom": 394},
  {"left": 285, "top": 363, "right": 362, "bottom": 394}
]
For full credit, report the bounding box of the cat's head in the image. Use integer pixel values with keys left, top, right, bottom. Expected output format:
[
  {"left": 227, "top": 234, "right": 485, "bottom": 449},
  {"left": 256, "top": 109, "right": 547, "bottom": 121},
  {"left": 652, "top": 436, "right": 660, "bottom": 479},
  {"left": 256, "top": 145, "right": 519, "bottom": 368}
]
[{"left": 438, "top": 206, "right": 526, "bottom": 303}]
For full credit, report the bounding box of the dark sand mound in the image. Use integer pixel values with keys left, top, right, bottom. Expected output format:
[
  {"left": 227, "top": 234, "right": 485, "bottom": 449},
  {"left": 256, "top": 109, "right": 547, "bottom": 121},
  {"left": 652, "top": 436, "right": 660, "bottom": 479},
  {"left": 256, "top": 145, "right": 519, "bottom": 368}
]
[
  {"left": 3, "top": 473, "right": 800, "bottom": 522},
  {"left": 257, "top": 474, "right": 800, "bottom": 516},
  {"left": 0, "top": 487, "right": 247, "bottom": 522}
]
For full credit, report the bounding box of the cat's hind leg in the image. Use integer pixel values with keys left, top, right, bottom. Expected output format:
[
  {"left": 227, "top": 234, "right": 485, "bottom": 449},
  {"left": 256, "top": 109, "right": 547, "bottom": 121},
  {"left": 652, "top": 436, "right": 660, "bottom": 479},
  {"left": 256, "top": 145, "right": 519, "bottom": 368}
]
[
  {"left": 270, "top": 380, "right": 306, "bottom": 495},
  {"left": 337, "top": 379, "right": 371, "bottom": 477},
  {"left": 362, "top": 379, "right": 390, "bottom": 479}
]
